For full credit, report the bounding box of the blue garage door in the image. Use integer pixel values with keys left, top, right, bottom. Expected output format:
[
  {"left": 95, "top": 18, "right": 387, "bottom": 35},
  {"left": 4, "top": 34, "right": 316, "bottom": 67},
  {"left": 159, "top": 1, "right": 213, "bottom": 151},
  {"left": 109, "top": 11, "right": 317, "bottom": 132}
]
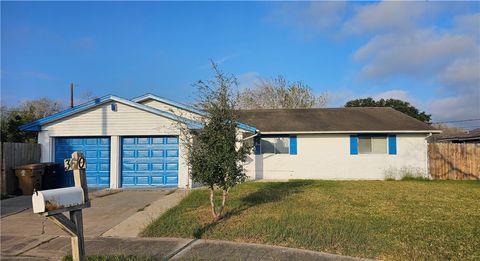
[
  {"left": 55, "top": 137, "right": 111, "bottom": 188},
  {"left": 121, "top": 136, "right": 179, "bottom": 187}
]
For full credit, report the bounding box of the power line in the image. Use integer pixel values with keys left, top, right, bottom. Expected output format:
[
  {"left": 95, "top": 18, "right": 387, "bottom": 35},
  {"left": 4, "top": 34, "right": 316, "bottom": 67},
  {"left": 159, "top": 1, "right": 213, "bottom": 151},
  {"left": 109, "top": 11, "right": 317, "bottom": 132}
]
[{"left": 431, "top": 118, "right": 480, "bottom": 124}]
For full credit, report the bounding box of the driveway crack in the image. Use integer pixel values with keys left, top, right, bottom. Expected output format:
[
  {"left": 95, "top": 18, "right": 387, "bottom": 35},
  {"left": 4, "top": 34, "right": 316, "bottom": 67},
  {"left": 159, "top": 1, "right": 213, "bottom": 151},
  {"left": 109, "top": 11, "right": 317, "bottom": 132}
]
[
  {"left": 15, "top": 235, "right": 60, "bottom": 256},
  {"left": 163, "top": 238, "right": 198, "bottom": 261}
]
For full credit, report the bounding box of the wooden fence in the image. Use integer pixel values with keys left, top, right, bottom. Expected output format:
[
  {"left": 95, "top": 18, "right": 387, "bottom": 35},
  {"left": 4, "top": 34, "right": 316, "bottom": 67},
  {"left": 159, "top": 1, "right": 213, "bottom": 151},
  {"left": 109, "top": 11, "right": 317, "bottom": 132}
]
[
  {"left": 1, "top": 142, "right": 41, "bottom": 195},
  {"left": 428, "top": 143, "right": 480, "bottom": 180}
]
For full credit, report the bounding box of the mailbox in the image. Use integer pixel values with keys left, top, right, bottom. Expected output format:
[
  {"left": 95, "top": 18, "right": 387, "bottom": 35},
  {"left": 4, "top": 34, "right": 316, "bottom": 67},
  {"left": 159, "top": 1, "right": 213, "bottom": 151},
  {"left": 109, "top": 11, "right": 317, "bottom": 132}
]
[
  {"left": 32, "top": 187, "right": 84, "bottom": 214},
  {"left": 32, "top": 151, "right": 89, "bottom": 261}
]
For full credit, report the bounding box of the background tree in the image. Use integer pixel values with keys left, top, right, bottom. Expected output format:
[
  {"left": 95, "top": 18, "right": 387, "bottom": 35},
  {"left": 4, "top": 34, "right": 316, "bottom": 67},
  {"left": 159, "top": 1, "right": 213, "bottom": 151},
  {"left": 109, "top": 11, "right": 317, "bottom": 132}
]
[
  {"left": 236, "top": 75, "right": 327, "bottom": 109},
  {"left": 179, "top": 63, "right": 252, "bottom": 221},
  {"left": 1, "top": 98, "right": 65, "bottom": 143},
  {"left": 345, "top": 97, "right": 431, "bottom": 123}
]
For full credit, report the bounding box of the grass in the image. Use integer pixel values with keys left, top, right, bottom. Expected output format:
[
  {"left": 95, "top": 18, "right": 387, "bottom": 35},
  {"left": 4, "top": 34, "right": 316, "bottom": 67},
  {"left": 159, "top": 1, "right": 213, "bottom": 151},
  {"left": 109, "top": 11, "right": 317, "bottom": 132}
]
[
  {"left": 142, "top": 180, "right": 480, "bottom": 260},
  {"left": 63, "top": 255, "right": 154, "bottom": 261}
]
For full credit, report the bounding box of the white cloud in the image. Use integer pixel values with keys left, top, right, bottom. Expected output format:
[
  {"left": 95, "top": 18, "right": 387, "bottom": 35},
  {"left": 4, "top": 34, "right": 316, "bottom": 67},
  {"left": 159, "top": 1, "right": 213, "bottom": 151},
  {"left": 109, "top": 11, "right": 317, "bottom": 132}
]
[
  {"left": 373, "top": 90, "right": 410, "bottom": 101},
  {"left": 454, "top": 13, "right": 480, "bottom": 35},
  {"left": 342, "top": 2, "right": 429, "bottom": 35},
  {"left": 267, "top": 2, "right": 347, "bottom": 39},
  {"left": 441, "top": 57, "right": 480, "bottom": 90},
  {"left": 428, "top": 93, "right": 480, "bottom": 122},
  {"left": 354, "top": 29, "right": 477, "bottom": 80},
  {"left": 345, "top": 5, "right": 480, "bottom": 123},
  {"left": 266, "top": 2, "right": 480, "bottom": 122}
]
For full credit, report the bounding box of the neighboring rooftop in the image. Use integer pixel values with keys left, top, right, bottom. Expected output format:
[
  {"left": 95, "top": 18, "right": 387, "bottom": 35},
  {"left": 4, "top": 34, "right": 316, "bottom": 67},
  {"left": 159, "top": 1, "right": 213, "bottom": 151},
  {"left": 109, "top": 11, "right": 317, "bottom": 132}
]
[
  {"left": 433, "top": 128, "right": 480, "bottom": 142},
  {"left": 236, "top": 107, "right": 440, "bottom": 133}
]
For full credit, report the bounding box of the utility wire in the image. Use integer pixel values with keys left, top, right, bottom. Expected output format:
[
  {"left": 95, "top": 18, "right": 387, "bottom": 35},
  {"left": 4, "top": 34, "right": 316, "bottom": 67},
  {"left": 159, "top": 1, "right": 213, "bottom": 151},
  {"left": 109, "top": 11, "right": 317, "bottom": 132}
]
[{"left": 431, "top": 118, "right": 480, "bottom": 124}]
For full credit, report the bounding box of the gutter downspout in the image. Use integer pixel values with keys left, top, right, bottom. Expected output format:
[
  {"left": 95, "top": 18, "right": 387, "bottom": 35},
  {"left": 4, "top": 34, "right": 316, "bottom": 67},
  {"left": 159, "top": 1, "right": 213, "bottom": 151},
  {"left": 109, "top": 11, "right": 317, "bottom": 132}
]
[{"left": 242, "top": 131, "right": 260, "bottom": 141}]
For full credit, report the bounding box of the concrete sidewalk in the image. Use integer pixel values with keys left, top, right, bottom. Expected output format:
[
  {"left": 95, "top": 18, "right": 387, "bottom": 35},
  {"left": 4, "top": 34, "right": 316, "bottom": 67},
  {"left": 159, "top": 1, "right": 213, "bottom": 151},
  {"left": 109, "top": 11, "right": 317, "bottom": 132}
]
[{"left": 3, "top": 236, "right": 369, "bottom": 261}]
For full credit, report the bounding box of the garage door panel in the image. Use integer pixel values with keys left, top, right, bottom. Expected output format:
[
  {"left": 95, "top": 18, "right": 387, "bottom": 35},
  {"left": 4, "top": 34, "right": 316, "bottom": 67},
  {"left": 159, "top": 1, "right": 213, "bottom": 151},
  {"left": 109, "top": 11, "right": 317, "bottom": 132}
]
[
  {"left": 152, "top": 163, "right": 164, "bottom": 171},
  {"left": 122, "top": 177, "right": 135, "bottom": 186},
  {"left": 137, "top": 150, "right": 149, "bottom": 157},
  {"left": 121, "top": 136, "right": 178, "bottom": 187},
  {"left": 166, "top": 137, "right": 179, "bottom": 144},
  {"left": 85, "top": 150, "right": 99, "bottom": 158},
  {"left": 166, "top": 150, "right": 179, "bottom": 157},
  {"left": 136, "top": 176, "right": 149, "bottom": 185},
  {"left": 123, "top": 150, "right": 135, "bottom": 158},
  {"left": 99, "top": 150, "right": 110, "bottom": 158},
  {"left": 152, "top": 137, "right": 164, "bottom": 144},
  {"left": 98, "top": 177, "right": 110, "bottom": 185},
  {"left": 165, "top": 176, "right": 178, "bottom": 185},
  {"left": 85, "top": 139, "right": 98, "bottom": 145},
  {"left": 137, "top": 163, "right": 149, "bottom": 171},
  {"left": 123, "top": 138, "right": 136, "bottom": 144},
  {"left": 86, "top": 177, "right": 97, "bottom": 185},
  {"left": 55, "top": 137, "right": 110, "bottom": 188},
  {"left": 151, "top": 176, "right": 164, "bottom": 185},
  {"left": 166, "top": 163, "right": 178, "bottom": 170},
  {"left": 151, "top": 150, "right": 164, "bottom": 157}
]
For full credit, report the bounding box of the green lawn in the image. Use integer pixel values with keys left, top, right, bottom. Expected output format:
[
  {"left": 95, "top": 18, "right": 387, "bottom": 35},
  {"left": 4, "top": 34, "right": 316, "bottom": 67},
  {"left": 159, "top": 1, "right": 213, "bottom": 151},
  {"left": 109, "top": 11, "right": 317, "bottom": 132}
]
[{"left": 142, "top": 180, "right": 480, "bottom": 260}]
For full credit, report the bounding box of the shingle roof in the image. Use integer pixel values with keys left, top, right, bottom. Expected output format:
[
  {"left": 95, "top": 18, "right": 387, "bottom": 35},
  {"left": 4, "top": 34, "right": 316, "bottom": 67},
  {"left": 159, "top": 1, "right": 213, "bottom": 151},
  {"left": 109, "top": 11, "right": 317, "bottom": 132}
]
[
  {"left": 435, "top": 128, "right": 480, "bottom": 141},
  {"left": 236, "top": 107, "right": 439, "bottom": 133}
]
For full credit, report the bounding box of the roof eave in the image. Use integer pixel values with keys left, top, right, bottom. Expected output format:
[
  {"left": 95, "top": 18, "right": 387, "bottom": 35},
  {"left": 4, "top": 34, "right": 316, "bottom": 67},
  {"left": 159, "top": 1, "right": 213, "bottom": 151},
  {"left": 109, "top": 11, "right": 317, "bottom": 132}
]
[
  {"left": 19, "top": 95, "right": 115, "bottom": 131},
  {"left": 258, "top": 130, "right": 442, "bottom": 134}
]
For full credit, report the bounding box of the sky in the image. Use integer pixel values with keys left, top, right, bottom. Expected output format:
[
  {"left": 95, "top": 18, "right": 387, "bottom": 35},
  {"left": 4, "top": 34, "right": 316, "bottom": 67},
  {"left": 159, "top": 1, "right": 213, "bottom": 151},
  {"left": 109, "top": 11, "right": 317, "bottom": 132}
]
[{"left": 1, "top": 1, "right": 479, "bottom": 127}]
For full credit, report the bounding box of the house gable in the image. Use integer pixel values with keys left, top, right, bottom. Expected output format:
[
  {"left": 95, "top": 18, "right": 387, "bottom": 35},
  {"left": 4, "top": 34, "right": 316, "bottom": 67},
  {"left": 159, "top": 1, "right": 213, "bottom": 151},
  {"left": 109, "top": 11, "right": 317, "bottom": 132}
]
[
  {"left": 132, "top": 93, "right": 204, "bottom": 118},
  {"left": 41, "top": 101, "right": 185, "bottom": 136},
  {"left": 20, "top": 95, "right": 201, "bottom": 132},
  {"left": 133, "top": 94, "right": 256, "bottom": 133}
]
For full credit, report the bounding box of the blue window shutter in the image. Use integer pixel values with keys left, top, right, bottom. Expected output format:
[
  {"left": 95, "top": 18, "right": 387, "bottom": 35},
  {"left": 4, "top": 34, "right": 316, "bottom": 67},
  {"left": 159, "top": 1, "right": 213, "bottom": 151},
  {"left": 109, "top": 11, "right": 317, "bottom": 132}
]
[
  {"left": 388, "top": 135, "right": 397, "bottom": 155},
  {"left": 254, "top": 136, "right": 261, "bottom": 155},
  {"left": 350, "top": 135, "right": 358, "bottom": 155},
  {"left": 289, "top": 135, "right": 297, "bottom": 155}
]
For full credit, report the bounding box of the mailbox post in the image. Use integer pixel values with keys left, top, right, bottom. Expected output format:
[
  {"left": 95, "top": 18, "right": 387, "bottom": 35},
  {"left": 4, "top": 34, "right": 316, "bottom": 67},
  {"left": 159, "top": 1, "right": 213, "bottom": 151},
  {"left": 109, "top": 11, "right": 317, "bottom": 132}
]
[{"left": 32, "top": 151, "right": 90, "bottom": 261}]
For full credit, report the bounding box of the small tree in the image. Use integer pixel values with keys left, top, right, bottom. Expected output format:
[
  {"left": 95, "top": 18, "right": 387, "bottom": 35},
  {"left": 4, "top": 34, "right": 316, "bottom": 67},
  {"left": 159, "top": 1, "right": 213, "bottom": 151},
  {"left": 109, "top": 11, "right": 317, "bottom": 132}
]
[
  {"left": 180, "top": 63, "right": 252, "bottom": 221},
  {"left": 236, "top": 75, "right": 328, "bottom": 109}
]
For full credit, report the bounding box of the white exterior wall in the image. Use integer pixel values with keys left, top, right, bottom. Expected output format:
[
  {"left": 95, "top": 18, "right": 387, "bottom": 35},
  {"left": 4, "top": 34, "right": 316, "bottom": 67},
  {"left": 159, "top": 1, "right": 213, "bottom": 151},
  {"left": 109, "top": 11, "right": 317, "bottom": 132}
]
[
  {"left": 37, "top": 102, "right": 190, "bottom": 189},
  {"left": 244, "top": 133, "right": 428, "bottom": 180}
]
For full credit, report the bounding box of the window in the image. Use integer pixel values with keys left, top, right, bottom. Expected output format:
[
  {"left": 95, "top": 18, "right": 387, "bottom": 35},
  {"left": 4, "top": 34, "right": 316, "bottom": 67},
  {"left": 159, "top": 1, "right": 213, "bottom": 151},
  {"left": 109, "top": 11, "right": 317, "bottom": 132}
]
[
  {"left": 260, "top": 137, "right": 289, "bottom": 154},
  {"left": 358, "top": 136, "right": 387, "bottom": 154}
]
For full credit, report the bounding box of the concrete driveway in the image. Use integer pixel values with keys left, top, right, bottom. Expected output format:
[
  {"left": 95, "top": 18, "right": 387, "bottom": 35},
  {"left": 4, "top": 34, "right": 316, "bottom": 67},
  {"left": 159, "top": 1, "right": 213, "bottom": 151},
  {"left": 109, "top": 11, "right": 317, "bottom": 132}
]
[{"left": 1, "top": 189, "right": 178, "bottom": 257}]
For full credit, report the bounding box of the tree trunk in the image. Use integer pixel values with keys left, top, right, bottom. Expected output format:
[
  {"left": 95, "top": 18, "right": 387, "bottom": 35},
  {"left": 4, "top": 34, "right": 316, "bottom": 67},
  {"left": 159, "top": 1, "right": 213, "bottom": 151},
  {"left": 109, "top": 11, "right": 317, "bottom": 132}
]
[
  {"left": 210, "top": 188, "right": 218, "bottom": 221},
  {"left": 209, "top": 188, "right": 229, "bottom": 221},
  {"left": 218, "top": 189, "right": 228, "bottom": 219}
]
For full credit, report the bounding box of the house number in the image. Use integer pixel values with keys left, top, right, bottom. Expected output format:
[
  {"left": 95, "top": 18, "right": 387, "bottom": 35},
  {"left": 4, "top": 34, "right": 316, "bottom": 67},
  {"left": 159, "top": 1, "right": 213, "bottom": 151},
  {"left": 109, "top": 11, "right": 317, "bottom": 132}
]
[{"left": 64, "top": 155, "right": 86, "bottom": 171}]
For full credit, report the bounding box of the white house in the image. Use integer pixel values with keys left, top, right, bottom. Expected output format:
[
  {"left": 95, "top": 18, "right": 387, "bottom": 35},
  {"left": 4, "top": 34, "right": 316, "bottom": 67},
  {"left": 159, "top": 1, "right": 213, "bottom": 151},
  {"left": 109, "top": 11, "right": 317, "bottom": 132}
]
[{"left": 20, "top": 93, "right": 440, "bottom": 189}]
